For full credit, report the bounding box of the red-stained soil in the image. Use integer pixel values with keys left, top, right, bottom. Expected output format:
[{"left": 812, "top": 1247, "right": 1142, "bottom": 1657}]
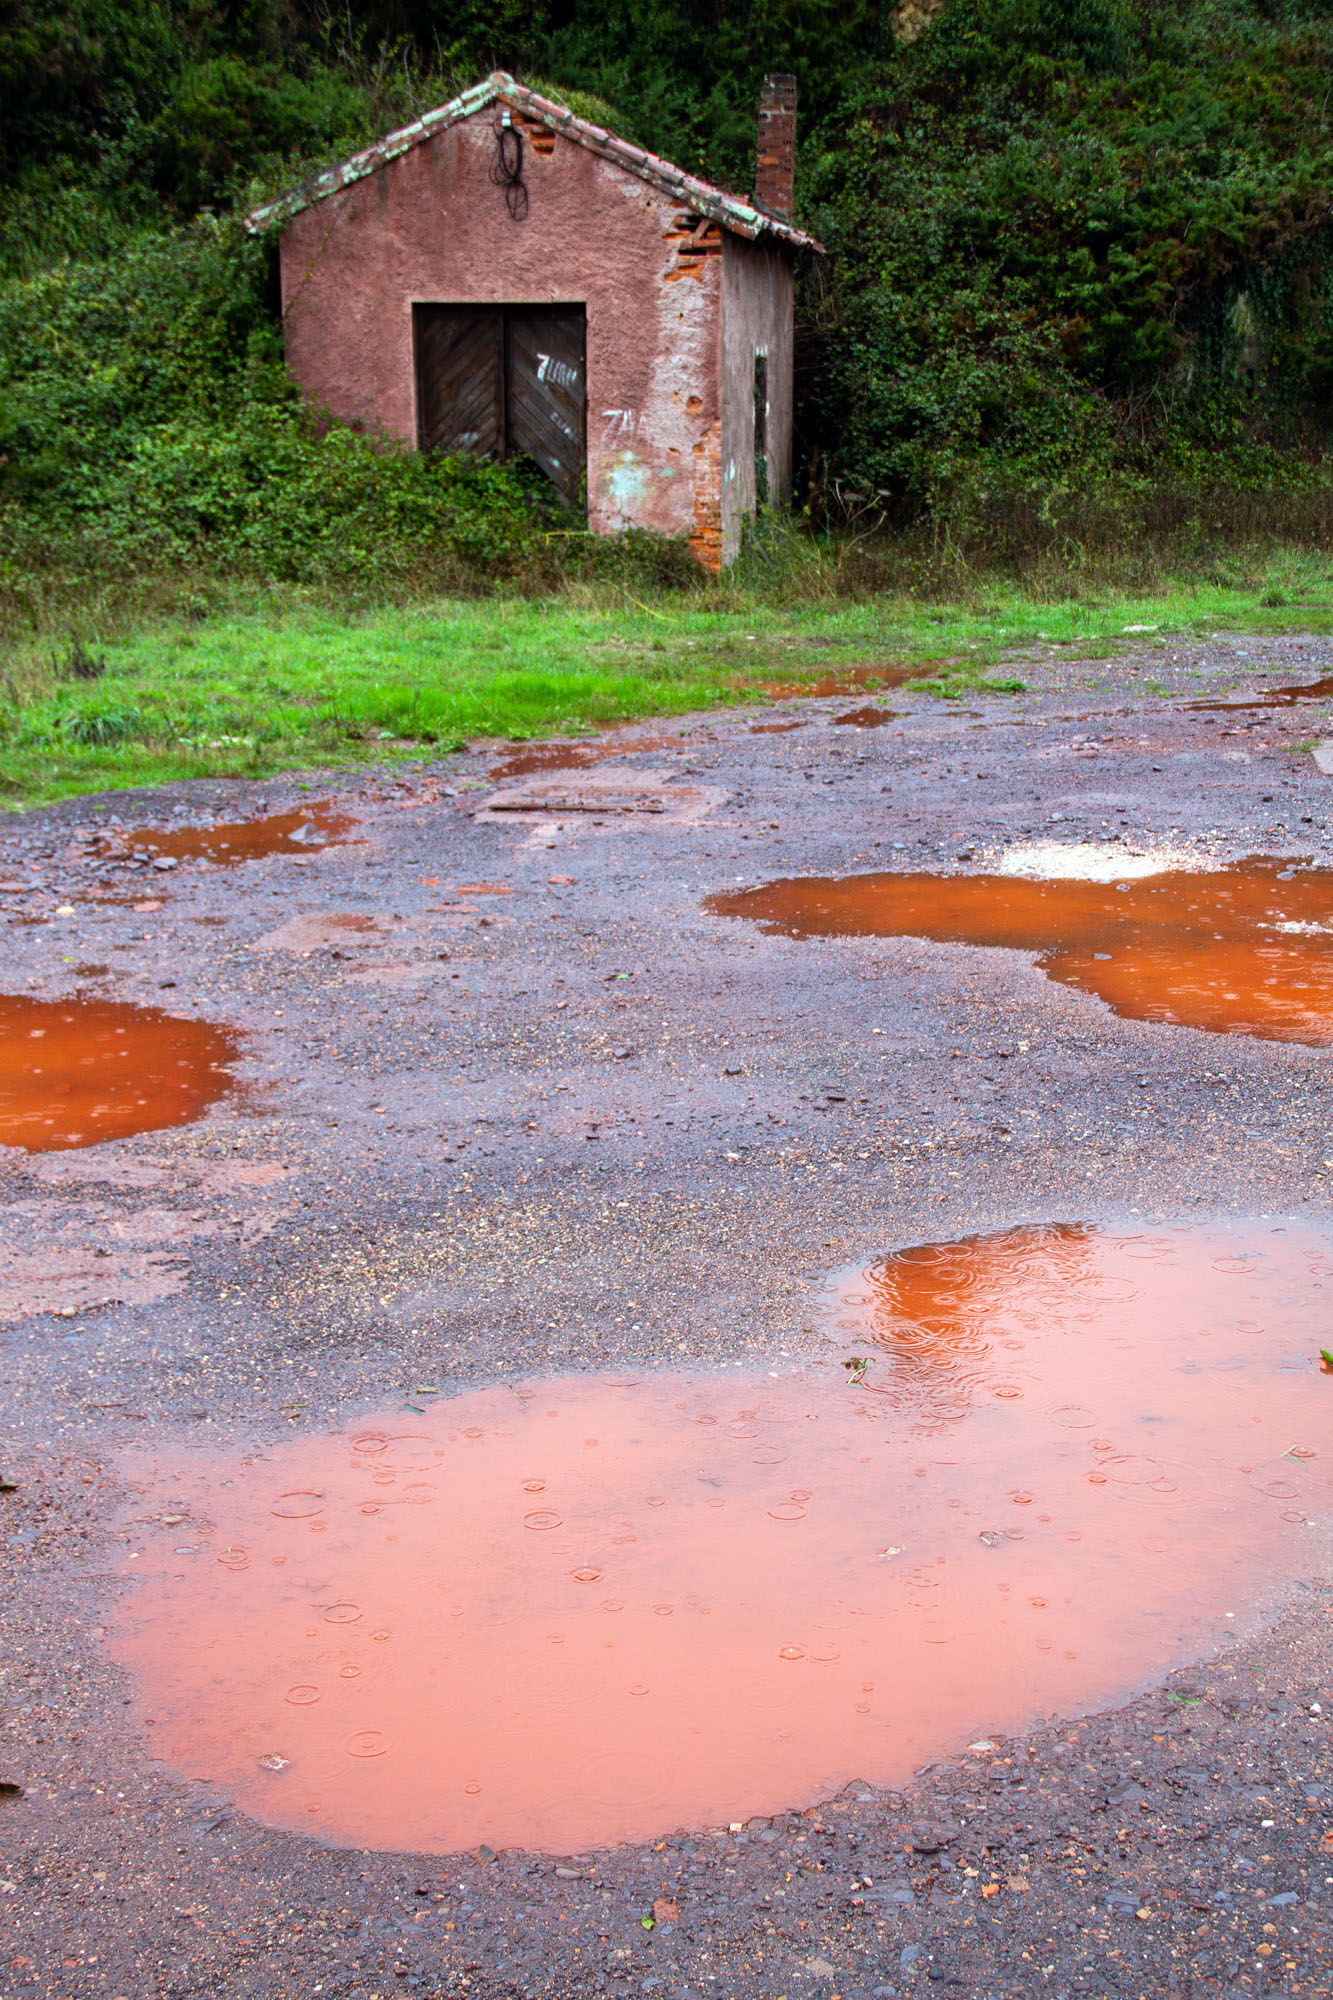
[
  {"left": 112, "top": 1220, "right": 1330, "bottom": 1855},
  {"left": 708, "top": 858, "right": 1333, "bottom": 1044},
  {"left": 6, "top": 635, "right": 1333, "bottom": 1998},
  {"left": 0, "top": 994, "right": 240, "bottom": 1151}
]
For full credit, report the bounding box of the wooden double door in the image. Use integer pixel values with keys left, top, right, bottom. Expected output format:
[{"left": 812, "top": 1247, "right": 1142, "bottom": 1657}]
[{"left": 414, "top": 303, "right": 586, "bottom": 511}]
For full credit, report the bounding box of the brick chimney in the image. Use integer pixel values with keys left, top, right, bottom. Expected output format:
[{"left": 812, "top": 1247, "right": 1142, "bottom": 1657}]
[{"left": 754, "top": 73, "right": 797, "bottom": 223}]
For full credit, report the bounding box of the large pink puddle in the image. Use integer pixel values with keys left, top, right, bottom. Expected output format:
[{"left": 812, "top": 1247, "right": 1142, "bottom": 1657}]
[{"left": 113, "top": 1221, "right": 1331, "bottom": 1854}]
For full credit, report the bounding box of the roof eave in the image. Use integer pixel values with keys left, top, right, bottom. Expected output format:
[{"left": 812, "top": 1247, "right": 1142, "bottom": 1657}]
[{"left": 245, "top": 72, "right": 508, "bottom": 233}]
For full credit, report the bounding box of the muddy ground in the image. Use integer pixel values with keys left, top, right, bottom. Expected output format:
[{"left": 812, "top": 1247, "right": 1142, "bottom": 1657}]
[{"left": 2, "top": 632, "right": 1331, "bottom": 2000}]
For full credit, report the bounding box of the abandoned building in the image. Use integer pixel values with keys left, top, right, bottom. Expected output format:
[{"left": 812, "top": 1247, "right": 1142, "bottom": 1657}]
[{"left": 248, "top": 72, "right": 821, "bottom": 567}]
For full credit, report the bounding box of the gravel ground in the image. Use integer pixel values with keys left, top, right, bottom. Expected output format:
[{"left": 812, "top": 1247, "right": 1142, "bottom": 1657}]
[{"left": 2, "top": 632, "right": 1331, "bottom": 2000}]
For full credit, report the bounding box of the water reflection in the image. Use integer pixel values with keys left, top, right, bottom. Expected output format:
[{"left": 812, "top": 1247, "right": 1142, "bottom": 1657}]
[
  {"left": 0, "top": 994, "right": 239, "bottom": 1150},
  {"left": 1189, "top": 673, "right": 1333, "bottom": 711},
  {"left": 114, "top": 1222, "right": 1332, "bottom": 1854},
  {"left": 707, "top": 858, "right": 1333, "bottom": 1044},
  {"left": 98, "top": 807, "right": 355, "bottom": 866}
]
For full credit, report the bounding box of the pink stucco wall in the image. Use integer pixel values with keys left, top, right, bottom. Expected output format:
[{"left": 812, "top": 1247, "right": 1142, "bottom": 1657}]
[{"left": 277, "top": 111, "right": 724, "bottom": 546}]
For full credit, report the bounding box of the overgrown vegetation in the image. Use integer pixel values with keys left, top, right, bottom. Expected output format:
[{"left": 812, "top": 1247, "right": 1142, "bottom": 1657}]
[
  {"left": 7, "top": 0, "right": 1333, "bottom": 656},
  {"left": 801, "top": 0, "right": 1333, "bottom": 544}
]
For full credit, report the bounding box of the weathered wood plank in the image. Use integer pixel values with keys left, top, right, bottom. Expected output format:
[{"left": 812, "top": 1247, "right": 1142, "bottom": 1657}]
[
  {"left": 506, "top": 306, "right": 586, "bottom": 511},
  {"left": 414, "top": 306, "right": 503, "bottom": 458}
]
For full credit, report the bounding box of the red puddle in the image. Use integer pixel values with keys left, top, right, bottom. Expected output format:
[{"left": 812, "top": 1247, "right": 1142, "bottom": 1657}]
[
  {"left": 0, "top": 995, "right": 239, "bottom": 1150},
  {"left": 707, "top": 857, "right": 1333, "bottom": 1045},
  {"left": 1190, "top": 673, "right": 1333, "bottom": 711},
  {"left": 749, "top": 720, "right": 806, "bottom": 734},
  {"left": 489, "top": 735, "right": 673, "bottom": 781},
  {"left": 758, "top": 666, "right": 925, "bottom": 699},
  {"left": 100, "top": 807, "right": 355, "bottom": 865},
  {"left": 832, "top": 705, "right": 900, "bottom": 728},
  {"left": 113, "top": 1221, "right": 1331, "bottom": 1854}
]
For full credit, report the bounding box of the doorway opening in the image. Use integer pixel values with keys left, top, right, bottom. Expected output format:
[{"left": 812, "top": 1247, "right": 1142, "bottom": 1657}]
[{"left": 413, "top": 303, "right": 587, "bottom": 511}]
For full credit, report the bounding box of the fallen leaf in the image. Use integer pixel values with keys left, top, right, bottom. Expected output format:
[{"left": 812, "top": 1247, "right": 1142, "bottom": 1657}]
[{"left": 652, "top": 1898, "right": 678, "bottom": 1923}]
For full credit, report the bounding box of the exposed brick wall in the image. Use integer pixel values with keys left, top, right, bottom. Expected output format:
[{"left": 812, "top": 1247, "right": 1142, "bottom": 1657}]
[
  {"left": 663, "top": 210, "right": 723, "bottom": 282},
  {"left": 689, "top": 420, "right": 723, "bottom": 571},
  {"left": 754, "top": 74, "right": 797, "bottom": 224}
]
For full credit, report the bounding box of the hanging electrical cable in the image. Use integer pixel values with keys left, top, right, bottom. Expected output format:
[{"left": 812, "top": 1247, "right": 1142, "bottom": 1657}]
[{"left": 490, "top": 114, "right": 529, "bottom": 221}]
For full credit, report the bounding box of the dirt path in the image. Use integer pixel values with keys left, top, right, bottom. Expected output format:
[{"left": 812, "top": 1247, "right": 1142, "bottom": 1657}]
[{"left": 1, "top": 636, "right": 1330, "bottom": 2000}]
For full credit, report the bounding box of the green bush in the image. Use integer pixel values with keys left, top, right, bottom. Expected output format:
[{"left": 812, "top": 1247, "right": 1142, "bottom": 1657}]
[
  {"left": 0, "top": 217, "right": 551, "bottom": 611},
  {"left": 104, "top": 405, "right": 546, "bottom": 579},
  {"left": 798, "top": 0, "right": 1333, "bottom": 526}
]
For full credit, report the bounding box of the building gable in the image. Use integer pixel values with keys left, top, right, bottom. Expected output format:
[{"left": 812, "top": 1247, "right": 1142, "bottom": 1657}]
[{"left": 247, "top": 71, "right": 822, "bottom": 254}]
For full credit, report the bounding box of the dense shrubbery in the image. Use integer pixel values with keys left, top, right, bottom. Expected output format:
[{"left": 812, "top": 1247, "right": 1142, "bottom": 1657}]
[
  {"left": 6, "top": 0, "right": 1333, "bottom": 618},
  {"left": 0, "top": 221, "right": 549, "bottom": 618},
  {"left": 798, "top": 0, "right": 1333, "bottom": 529}
]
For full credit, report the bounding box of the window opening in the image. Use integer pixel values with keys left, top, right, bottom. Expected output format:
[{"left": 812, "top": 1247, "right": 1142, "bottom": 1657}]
[{"left": 753, "top": 350, "right": 769, "bottom": 510}]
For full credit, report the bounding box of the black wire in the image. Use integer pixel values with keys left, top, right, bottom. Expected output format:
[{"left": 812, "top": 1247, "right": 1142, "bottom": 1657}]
[{"left": 490, "top": 123, "right": 529, "bottom": 222}]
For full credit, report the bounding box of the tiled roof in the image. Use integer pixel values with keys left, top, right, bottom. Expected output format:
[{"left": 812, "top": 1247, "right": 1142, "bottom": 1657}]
[{"left": 245, "top": 70, "right": 823, "bottom": 251}]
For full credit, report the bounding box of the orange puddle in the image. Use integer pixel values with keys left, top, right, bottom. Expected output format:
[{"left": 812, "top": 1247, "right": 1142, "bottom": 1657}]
[
  {"left": 101, "top": 807, "right": 355, "bottom": 865},
  {"left": 1190, "top": 673, "right": 1333, "bottom": 711},
  {"left": 113, "top": 1221, "right": 1330, "bottom": 1854},
  {"left": 758, "top": 666, "right": 924, "bottom": 699},
  {"left": 707, "top": 857, "right": 1333, "bottom": 1044},
  {"left": 489, "top": 736, "right": 673, "bottom": 781},
  {"left": 832, "top": 705, "right": 900, "bottom": 728},
  {"left": 0, "top": 995, "right": 239, "bottom": 1150}
]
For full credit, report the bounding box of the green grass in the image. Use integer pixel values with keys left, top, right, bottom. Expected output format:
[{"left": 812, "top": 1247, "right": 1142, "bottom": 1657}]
[{"left": 5, "top": 566, "right": 1333, "bottom": 807}]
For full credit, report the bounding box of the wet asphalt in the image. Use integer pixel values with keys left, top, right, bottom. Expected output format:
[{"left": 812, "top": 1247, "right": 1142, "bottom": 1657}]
[{"left": 1, "top": 632, "right": 1331, "bottom": 2000}]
